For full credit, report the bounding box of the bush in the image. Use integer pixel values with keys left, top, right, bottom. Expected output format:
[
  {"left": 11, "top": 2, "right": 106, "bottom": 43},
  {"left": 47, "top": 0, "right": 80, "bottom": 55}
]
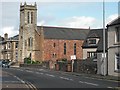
[
  {"left": 24, "top": 58, "right": 31, "bottom": 64},
  {"left": 24, "top": 58, "right": 41, "bottom": 64}
]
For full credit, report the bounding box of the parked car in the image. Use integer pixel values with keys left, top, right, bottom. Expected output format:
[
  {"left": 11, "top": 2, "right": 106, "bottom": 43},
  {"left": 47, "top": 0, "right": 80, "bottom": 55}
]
[{"left": 2, "top": 60, "right": 10, "bottom": 68}]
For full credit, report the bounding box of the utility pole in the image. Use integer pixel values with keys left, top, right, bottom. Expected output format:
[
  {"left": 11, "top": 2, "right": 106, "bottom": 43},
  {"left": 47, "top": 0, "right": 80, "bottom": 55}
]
[{"left": 103, "top": 0, "right": 106, "bottom": 76}]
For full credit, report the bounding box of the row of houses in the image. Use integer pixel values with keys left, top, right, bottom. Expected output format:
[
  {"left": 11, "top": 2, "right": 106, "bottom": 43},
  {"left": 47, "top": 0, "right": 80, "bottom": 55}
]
[{"left": 0, "top": 3, "right": 119, "bottom": 77}]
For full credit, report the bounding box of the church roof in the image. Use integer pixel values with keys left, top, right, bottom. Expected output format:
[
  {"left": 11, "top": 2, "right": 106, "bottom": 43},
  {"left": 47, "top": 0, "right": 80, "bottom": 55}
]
[
  {"left": 37, "top": 26, "right": 90, "bottom": 40},
  {"left": 8, "top": 35, "right": 19, "bottom": 40}
]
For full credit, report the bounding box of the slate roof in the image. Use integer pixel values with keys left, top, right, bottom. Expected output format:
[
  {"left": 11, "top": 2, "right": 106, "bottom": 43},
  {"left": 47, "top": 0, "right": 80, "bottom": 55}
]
[
  {"left": 107, "top": 16, "right": 120, "bottom": 27},
  {"left": 82, "top": 29, "right": 107, "bottom": 52},
  {"left": 0, "top": 36, "right": 4, "bottom": 42},
  {"left": 37, "top": 26, "right": 90, "bottom": 40},
  {"left": 8, "top": 35, "right": 19, "bottom": 40}
]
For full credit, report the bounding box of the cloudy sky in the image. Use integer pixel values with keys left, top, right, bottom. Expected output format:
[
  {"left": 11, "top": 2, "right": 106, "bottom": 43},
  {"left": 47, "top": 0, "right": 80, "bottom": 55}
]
[{"left": 0, "top": 1, "right": 119, "bottom": 37}]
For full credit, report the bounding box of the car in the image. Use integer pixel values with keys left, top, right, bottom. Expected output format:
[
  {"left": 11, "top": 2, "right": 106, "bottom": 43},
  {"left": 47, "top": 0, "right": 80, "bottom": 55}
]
[{"left": 2, "top": 60, "right": 10, "bottom": 68}]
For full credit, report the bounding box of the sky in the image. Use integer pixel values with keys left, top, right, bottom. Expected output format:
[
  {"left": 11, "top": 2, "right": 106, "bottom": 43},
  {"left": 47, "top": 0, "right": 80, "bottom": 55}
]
[{"left": 0, "top": 1, "right": 119, "bottom": 37}]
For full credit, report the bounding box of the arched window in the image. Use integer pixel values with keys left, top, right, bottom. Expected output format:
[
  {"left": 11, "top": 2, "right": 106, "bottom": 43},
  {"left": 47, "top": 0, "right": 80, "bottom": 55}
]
[
  {"left": 64, "top": 43, "right": 66, "bottom": 55},
  {"left": 74, "top": 43, "right": 76, "bottom": 55},
  {"left": 31, "top": 12, "right": 33, "bottom": 24},
  {"left": 28, "top": 37, "right": 33, "bottom": 47}
]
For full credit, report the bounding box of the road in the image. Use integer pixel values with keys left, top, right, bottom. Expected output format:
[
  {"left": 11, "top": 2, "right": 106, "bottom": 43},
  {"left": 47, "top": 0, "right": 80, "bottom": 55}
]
[{"left": 2, "top": 67, "right": 119, "bottom": 89}]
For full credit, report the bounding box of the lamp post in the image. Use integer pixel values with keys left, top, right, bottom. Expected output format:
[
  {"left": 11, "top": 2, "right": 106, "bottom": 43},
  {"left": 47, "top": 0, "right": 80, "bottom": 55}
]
[{"left": 103, "top": 0, "right": 106, "bottom": 76}]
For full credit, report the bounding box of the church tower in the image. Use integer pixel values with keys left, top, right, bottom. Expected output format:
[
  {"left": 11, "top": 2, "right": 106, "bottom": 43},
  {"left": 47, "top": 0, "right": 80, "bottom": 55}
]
[{"left": 18, "top": 2, "right": 37, "bottom": 63}]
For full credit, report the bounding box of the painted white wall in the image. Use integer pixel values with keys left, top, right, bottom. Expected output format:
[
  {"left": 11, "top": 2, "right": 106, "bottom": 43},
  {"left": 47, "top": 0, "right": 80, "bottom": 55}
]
[
  {"left": 108, "top": 25, "right": 120, "bottom": 77},
  {"left": 83, "top": 48, "right": 97, "bottom": 59},
  {"left": 97, "top": 52, "right": 107, "bottom": 75}
]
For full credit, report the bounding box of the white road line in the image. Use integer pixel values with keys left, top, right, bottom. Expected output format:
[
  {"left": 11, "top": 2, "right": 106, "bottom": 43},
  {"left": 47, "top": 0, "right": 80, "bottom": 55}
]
[
  {"left": 79, "top": 80, "right": 98, "bottom": 86},
  {"left": 107, "top": 87, "right": 113, "bottom": 88},
  {"left": 25, "top": 70, "right": 33, "bottom": 73},
  {"left": 1, "top": 81, "right": 20, "bottom": 83},
  {"left": 84, "top": 82, "right": 98, "bottom": 86},
  {"left": 59, "top": 76, "right": 73, "bottom": 81},
  {"left": 35, "top": 72, "right": 43, "bottom": 75},
  {"left": 13, "top": 75, "right": 25, "bottom": 84},
  {"left": 79, "top": 81, "right": 84, "bottom": 83},
  {"left": 46, "top": 74, "right": 55, "bottom": 77}
]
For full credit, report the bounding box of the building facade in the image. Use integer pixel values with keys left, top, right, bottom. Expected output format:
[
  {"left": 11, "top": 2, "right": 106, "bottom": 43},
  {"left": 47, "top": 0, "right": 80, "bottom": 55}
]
[
  {"left": 107, "top": 16, "right": 120, "bottom": 76},
  {"left": 82, "top": 29, "right": 108, "bottom": 75},
  {"left": 0, "top": 33, "right": 19, "bottom": 62},
  {"left": 18, "top": 2, "right": 90, "bottom": 65}
]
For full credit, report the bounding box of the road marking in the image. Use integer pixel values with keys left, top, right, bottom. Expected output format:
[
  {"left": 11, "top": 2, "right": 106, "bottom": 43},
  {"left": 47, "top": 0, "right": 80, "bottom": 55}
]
[
  {"left": 26, "top": 70, "right": 33, "bottom": 73},
  {"left": 46, "top": 74, "right": 55, "bottom": 77},
  {"left": 13, "top": 75, "right": 25, "bottom": 84},
  {"left": 2, "top": 81, "right": 21, "bottom": 83},
  {"left": 59, "top": 76, "right": 73, "bottom": 81},
  {"left": 79, "top": 81, "right": 98, "bottom": 86},
  {"left": 35, "top": 72, "right": 43, "bottom": 75},
  {"left": 79, "top": 81, "right": 84, "bottom": 83},
  {"left": 107, "top": 86, "right": 113, "bottom": 88},
  {"left": 84, "top": 82, "right": 98, "bottom": 86}
]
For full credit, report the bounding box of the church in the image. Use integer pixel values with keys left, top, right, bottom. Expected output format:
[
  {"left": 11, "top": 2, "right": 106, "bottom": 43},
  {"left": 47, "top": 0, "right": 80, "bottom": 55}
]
[{"left": 18, "top": 2, "right": 90, "bottom": 64}]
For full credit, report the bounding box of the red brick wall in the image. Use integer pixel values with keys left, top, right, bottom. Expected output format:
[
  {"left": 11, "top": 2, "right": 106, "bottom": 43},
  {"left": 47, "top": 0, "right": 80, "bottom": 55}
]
[{"left": 44, "top": 39, "right": 84, "bottom": 61}]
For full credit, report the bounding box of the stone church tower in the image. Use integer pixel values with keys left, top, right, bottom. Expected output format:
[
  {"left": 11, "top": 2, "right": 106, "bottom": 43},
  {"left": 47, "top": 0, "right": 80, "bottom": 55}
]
[{"left": 18, "top": 2, "right": 40, "bottom": 63}]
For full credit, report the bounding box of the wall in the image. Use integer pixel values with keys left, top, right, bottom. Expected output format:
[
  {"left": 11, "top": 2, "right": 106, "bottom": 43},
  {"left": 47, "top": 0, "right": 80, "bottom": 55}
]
[
  {"left": 83, "top": 48, "right": 97, "bottom": 59},
  {"left": 108, "top": 47, "right": 119, "bottom": 76},
  {"left": 108, "top": 25, "right": 120, "bottom": 76},
  {"left": 97, "top": 52, "right": 107, "bottom": 75},
  {"left": 43, "top": 39, "right": 84, "bottom": 61}
]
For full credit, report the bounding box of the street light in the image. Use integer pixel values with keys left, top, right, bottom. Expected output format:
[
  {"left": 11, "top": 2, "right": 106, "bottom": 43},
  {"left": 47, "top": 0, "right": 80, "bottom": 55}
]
[{"left": 102, "top": 0, "right": 106, "bottom": 76}]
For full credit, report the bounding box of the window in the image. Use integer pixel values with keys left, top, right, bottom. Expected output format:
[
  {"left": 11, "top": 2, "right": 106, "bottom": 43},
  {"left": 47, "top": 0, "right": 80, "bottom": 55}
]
[
  {"left": 88, "top": 39, "right": 96, "bottom": 45},
  {"left": 21, "top": 36, "right": 23, "bottom": 39},
  {"left": 53, "top": 43, "right": 56, "bottom": 47},
  {"left": 28, "top": 37, "right": 33, "bottom": 47},
  {"left": 27, "top": 12, "right": 30, "bottom": 24},
  {"left": 52, "top": 53, "right": 57, "bottom": 58},
  {"left": 115, "top": 27, "right": 120, "bottom": 43},
  {"left": 31, "top": 12, "right": 33, "bottom": 24},
  {"left": 64, "top": 43, "right": 66, "bottom": 55},
  {"left": 8, "top": 43, "right": 11, "bottom": 49},
  {"left": 15, "top": 42, "right": 18, "bottom": 48},
  {"left": 115, "top": 53, "right": 120, "bottom": 71},
  {"left": 87, "top": 52, "right": 97, "bottom": 58},
  {"left": 74, "top": 43, "right": 76, "bottom": 55}
]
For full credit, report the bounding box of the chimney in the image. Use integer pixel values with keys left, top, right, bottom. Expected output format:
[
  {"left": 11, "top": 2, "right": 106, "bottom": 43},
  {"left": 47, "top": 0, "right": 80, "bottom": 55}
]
[{"left": 4, "top": 33, "right": 8, "bottom": 40}]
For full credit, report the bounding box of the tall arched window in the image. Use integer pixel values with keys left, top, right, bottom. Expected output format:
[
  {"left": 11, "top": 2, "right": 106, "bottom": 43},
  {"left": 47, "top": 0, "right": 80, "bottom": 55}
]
[
  {"left": 74, "top": 43, "right": 76, "bottom": 55},
  {"left": 31, "top": 12, "right": 33, "bottom": 24},
  {"left": 64, "top": 43, "right": 66, "bottom": 55},
  {"left": 28, "top": 37, "right": 33, "bottom": 47}
]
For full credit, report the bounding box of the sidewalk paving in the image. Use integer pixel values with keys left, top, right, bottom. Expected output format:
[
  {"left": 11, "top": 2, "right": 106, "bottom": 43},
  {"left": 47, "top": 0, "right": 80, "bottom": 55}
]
[{"left": 64, "top": 71, "right": 120, "bottom": 82}]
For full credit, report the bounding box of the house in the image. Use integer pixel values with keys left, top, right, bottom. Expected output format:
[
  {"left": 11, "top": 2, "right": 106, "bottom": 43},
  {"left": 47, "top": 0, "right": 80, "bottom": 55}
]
[
  {"left": 18, "top": 2, "right": 90, "bottom": 68},
  {"left": 82, "top": 29, "right": 108, "bottom": 75},
  {"left": 0, "top": 33, "right": 19, "bottom": 62},
  {"left": 107, "top": 16, "right": 120, "bottom": 76}
]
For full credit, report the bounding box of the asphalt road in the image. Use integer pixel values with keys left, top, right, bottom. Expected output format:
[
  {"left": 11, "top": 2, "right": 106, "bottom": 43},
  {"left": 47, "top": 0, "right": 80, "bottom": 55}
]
[{"left": 2, "top": 67, "right": 119, "bottom": 89}]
